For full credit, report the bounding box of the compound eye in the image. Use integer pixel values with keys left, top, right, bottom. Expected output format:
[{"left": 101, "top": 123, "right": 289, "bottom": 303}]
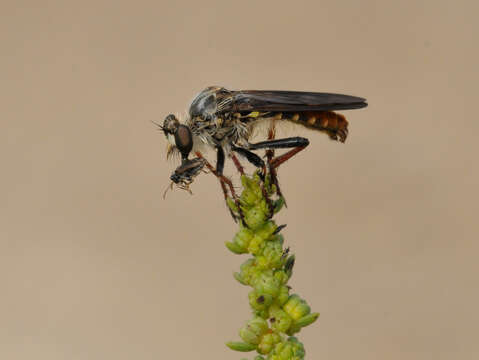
[
  {"left": 163, "top": 114, "right": 179, "bottom": 135},
  {"left": 174, "top": 125, "right": 193, "bottom": 160}
]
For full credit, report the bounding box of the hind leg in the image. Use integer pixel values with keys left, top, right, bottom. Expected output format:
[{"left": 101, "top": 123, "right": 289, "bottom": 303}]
[{"left": 248, "top": 136, "right": 310, "bottom": 199}]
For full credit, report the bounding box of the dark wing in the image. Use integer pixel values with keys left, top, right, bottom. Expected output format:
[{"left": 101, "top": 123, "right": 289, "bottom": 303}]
[
  {"left": 228, "top": 90, "right": 367, "bottom": 113},
  {"left": 188, "top": 87, "right": 367, "bottom": 121}
]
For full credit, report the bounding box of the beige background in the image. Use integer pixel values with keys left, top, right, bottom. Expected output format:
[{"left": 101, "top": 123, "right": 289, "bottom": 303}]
[{"left": 1, "top": 1, "right": 478, "bottom": 359}]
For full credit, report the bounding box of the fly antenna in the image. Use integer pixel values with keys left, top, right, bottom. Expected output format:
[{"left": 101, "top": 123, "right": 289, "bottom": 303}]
[{"left": 151, "top": 119, "right": 164, "bottom": 131}]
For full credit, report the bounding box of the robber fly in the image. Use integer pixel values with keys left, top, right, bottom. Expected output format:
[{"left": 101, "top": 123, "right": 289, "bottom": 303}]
[{"left": 159, "top": 86, "right": 367, "bottom": 183}]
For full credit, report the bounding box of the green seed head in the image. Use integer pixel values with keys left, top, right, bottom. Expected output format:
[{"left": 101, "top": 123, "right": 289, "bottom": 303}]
[
  {"left": 275, "top": 285, "right": 290, "bottom": 307},
  {"left": 226, "top": 173, "right": 318, "bottom": 359},
  {"left": 269, "top": 337, "right": 305, "bottom": 360},
  {"left": 253, "top": 272, "right": 281, "bottom": 298},
  {"left": 283, "top": 295, "right": 311, "bottom": 321},
  {"left": 249, "top": 290, "right": 273, "bottom": 311},
  {"left": 257, "top": 332, "right": 282, "bottom": 355},
  {"left": 269, "top": 307, "right": 293, "bottom": 333},
  {"left": 244, "top": 206, "right": 268, "bottom": 230},
  {"left": 239, "top": 317, "right": 269, "bottom": 345}
]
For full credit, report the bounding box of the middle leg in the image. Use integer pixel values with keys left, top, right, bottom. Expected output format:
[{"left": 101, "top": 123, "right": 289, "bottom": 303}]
[{"left": 195, "top": 150, "right": 245, "bottom": 224}]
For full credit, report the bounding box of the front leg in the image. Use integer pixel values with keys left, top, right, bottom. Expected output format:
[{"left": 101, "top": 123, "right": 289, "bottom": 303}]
[{"left": 216, "top": 145, "right": 225, "bottom": 175}]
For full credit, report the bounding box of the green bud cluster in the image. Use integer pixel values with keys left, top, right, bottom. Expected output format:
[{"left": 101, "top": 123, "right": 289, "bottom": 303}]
[{"left": 225, "top": 173, "right": 319, "bottom": 359}]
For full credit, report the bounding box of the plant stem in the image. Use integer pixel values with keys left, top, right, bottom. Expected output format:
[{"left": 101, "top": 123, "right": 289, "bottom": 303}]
[{"left": 225, "top": 172, "right": 319, "bottom": 360}]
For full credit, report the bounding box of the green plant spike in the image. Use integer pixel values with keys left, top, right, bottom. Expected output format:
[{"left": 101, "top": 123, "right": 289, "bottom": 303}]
[{"left": 225, "top": 172, "right": 319, "bottom": 359}]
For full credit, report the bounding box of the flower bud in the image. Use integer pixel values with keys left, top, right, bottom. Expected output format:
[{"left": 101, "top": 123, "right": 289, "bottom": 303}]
[
  {"left": 241, "top": 176, "right": 263, "bottom": 205},
  {"left": 241, "top": 174, "right": 255, "bottom": 190},
  {"left": 273, "top": 270, "right": 289, "bottom": 285},
  {"left": 257, "top": 240, "right": 283, "bottom": 269},
  {"left": 226, "top": 197, "right": 239, "bottom": 214},
  {"left": 233, "top": 271, "right": 247, "bottom": 285},
  {"left": 295, "top": 313, "right": 319, "bottom": 329},
  {"left": 244, "top": 206, "right": 268, "bottom": 230},
  {"left": 228, "top": 227, "right": 254, "bottom": 253},
  {"left": 255, "top": 308, "right": 270, "bottom": 319},
  {"left": 275, "top": 285, "right": 290, "bottom": 307},
  {"left": 226, "top": 341, "right": 257, "bottom": 352},
  {"left": 226, "top": 241, "right": 246, "bottom": 254},
  {"left": 269, "top": 307, "right": 293, "bottom": 333},
  {"left": 241, "top": 190, "right": 259, "bottom": 206},
  {"left": 269, "top": 337, "right": 305, "bottom": 360},
  {"left": 253, "top": 272, "right": 281, "bottom": 298},
  {"left": 236, "top": 258, "right": 259, "bottom": 286},
  {"left": 256, "top": 221, "right": 277, "bottom": 240},
  {"left": 283, "top": 295, "right": 311, "bottom": 321},
  {"left": 248, "top": 234, "right": 266, "bottom": 254},
  {"left": 249, "top": 290, "right": 273, "bottom": 311},
  {"left": 257, "top": 332, "right": 282, "bottom": 354},
  {"left": 239, "top": 317, "right": 269, "bottom": 345}
]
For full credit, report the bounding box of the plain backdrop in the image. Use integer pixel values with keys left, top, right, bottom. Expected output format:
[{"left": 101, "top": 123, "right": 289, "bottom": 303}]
[{"left": 1, "top": 1, "right": 478, "bottom": 359}]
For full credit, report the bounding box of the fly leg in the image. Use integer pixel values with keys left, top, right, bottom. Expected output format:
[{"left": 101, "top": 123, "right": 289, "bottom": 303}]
[
  {"left": 229, "top": 152, "right": 274, "bottom": 220},
  {"left": 231, "top": 145, "right": 265, "bottom": 170},
  {"left": 195, "top": 150, "right": 245, "bottom": 225},
  {"left": 265, "top": 120, "right": 278, "bottom": 197},
  {"left": 265, "top": 119, "right": 277, "bottom": 165},
  {"left": 248, "top": 136, "right": 310, "bottom": 199},
  {"left": 248, "top": 137, "right": 310, "bottom": 151},
  {"left": 230, "top": 153, "right": 245, "bottom": 176},
  {"left": 231, "top": 145, "right": 275, "bottom": 217},
  {"left": 268, "top": 143, "right": 309, "bottom": 170}
]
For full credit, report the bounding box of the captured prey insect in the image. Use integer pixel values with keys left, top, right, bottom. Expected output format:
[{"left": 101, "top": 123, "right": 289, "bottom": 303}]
[
  {"left": 157, "top": 86, "right": 367, "bottom": 202},
  {"left": 162, "top": 157, "right": 207, "bottom": 198}
]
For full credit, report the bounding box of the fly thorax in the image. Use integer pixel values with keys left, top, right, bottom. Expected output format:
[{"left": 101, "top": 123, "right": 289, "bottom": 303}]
[{"left": 189, "top": 87, "right": 220, "bottom": 120}]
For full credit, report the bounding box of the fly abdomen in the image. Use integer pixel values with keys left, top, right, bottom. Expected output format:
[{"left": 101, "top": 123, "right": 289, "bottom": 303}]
[{"left": 279, "top": 111, "right": 349, "bottom": 143}]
